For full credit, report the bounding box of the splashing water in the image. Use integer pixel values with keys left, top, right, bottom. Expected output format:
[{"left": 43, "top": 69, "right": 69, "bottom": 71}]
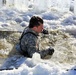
[{"left": 0, "top": 29, "right": 76, "bottom": 67}]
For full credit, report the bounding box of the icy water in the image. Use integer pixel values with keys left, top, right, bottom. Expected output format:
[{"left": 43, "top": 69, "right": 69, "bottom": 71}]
[
  {"left": 0, "top": 58, "right": 5, "bottom": 67},
  {"left": 0, "top": 5, "right": 76, "bottom": 74},
  {"left": 0, "top": 29, "right": 76, "bottom": 68},
  {"left": 0, "top": 31, "right": 21, "bottom": 57}
]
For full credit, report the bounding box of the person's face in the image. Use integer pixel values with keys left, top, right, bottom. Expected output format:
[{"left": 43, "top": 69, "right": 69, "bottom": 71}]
[{"left": 37, "top": 23, "right": 43, "bottom": 33}]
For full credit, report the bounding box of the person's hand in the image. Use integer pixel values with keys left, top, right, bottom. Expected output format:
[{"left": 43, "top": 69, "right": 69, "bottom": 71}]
[
  {"left": 48, "top": 47, "right": 54, "bottom": 55},
  {"left": 42, "top": 29, "right": 48, "bottom": 34}
]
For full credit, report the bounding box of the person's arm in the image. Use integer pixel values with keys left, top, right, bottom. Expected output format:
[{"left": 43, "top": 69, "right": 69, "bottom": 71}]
[
  {"left": 26, "top": 34, "right": 39, "bottom": 57},
  {"left": 24, "top": 33, "right": 54, "bottom": 58}
]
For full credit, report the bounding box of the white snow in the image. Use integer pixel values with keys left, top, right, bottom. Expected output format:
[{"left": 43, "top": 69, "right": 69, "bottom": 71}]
[{"left": 0, "top": 0, "right": 76, "bottom": 75}]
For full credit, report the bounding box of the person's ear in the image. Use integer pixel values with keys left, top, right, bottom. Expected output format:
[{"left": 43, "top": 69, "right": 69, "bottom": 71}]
[
  {"left": 34, "top": 26, "right": 38, "bottom": 30},
  {"left": 35, "top": 27, "right": 38, "bottom": 30}
]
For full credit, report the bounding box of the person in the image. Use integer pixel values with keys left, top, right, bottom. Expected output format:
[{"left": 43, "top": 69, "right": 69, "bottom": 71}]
[{"left": 17, "top": 16, "right": 54, "bottom": 59}]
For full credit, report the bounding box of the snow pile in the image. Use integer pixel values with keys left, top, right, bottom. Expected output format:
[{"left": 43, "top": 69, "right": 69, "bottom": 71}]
[{"left": 0, "top": 1, "right": 76, "bottom": 74}]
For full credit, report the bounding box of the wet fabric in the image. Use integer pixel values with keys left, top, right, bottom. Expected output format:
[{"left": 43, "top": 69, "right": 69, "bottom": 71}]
[{"left": 18, "top": 27, "right": 54, "bottom": 58}]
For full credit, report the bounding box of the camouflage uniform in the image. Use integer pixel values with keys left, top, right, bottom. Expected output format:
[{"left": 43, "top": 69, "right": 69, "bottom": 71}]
[{"left": 19, "top": 27, "right": 54, "bottom": 58}]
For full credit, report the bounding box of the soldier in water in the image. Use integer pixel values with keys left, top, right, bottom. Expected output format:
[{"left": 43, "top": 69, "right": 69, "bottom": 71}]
[{"left": 18, "top": 16, "right": 54, "bottom": 59}]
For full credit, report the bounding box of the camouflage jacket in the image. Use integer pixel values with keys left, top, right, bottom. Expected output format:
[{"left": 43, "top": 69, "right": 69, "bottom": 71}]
[
  {"left": 20, "top": 27, "right": 39, "bottom": 57},
  {"left": 19, "top": 27, "right": 54, "bottom": 58}
]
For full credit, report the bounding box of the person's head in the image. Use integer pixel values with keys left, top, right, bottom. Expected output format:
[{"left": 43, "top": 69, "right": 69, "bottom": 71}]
[{"left": 29, "top": 16, "right": 43, "bottom": 33}]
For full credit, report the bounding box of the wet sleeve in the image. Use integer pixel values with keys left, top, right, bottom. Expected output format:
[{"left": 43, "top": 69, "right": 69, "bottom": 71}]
[{"left": 26, "top": 34, "right": 39, "bottom": 57}]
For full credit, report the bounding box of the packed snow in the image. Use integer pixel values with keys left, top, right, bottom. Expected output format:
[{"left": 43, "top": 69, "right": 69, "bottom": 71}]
[{"left": 0, "top": 0, "right": 76, "bottom": 75}]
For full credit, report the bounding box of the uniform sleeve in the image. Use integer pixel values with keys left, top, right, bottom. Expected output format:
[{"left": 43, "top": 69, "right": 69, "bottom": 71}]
[{"left": 25, "top": 33, "right": 39, "bottom": 57}]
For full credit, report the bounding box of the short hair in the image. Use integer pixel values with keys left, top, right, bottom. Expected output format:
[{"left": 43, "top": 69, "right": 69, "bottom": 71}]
[{"left": 29, "top": 16, "right": 43, "bottom": 28}]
